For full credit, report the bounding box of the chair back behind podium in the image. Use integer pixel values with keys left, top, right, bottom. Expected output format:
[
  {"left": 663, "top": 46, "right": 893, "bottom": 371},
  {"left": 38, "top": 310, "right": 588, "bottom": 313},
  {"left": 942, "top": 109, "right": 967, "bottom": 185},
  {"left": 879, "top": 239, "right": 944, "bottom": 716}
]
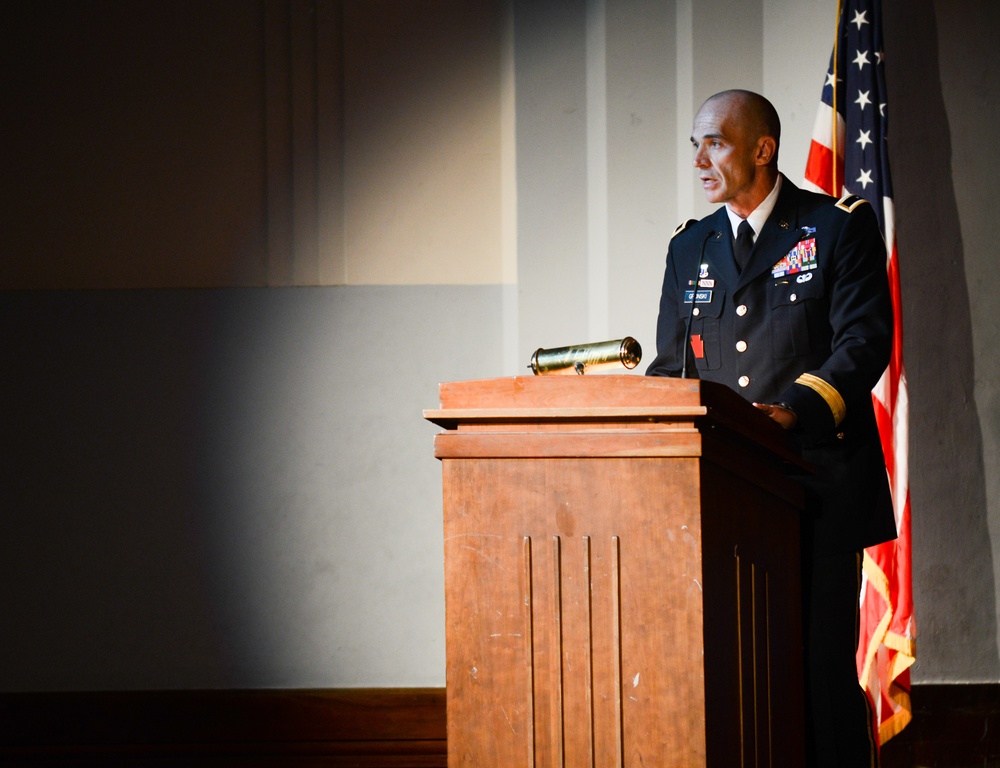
[{"left": 425, "top": 375, "right": 806, "bottom": 767}]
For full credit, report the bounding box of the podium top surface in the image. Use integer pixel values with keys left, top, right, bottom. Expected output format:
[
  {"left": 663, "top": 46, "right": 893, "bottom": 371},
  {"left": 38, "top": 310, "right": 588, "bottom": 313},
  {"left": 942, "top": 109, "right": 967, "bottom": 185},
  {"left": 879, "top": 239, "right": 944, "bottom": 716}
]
[
  {"left": 426, "top": 375, "right": 757, "bottom": 423},
  {"left": 424, "top": 375, "right": 809, "bottom": 471},
  {"left": 434, "top": 374, "right": 704, "bottom": 410}
]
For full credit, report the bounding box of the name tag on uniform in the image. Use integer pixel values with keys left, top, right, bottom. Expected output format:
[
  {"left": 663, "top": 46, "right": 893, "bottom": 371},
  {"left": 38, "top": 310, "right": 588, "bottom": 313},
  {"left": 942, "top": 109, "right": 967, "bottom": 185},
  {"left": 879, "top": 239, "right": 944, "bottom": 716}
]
[{"left": 684, "top": 289, "right": 713, "bottom": 303}]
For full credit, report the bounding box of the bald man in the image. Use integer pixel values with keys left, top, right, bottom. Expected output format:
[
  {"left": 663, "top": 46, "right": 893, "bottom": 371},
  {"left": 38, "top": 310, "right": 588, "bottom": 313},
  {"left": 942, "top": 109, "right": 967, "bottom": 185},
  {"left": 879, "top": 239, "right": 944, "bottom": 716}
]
[{"left": 647, "top": 90, "right": 897, "bottom": 767}]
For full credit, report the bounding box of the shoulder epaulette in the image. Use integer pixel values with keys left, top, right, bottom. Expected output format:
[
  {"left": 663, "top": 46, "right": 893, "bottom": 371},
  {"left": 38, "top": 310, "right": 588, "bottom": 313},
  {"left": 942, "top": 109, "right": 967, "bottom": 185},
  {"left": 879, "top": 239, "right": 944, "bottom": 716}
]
[
  {"left": 672, "top": 219, "right": 698, "bottom": 238},
  {"left": 835, "top": 193, "right": 868, "bottom": 213}
]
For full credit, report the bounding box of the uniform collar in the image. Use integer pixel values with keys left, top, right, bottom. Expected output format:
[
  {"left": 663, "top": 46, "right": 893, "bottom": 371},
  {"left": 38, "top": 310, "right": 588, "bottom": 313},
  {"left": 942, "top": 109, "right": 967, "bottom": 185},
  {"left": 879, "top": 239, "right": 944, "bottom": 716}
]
[{"left": 725, "top": 174, "right": 782, "bottom": 240}]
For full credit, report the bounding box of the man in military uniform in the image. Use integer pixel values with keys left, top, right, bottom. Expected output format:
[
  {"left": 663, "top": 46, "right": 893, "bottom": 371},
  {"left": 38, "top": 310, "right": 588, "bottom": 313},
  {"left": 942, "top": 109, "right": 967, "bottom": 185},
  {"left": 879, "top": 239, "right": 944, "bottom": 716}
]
[{"left": 646, "top": 89, "right": 897, "bottom": 766}]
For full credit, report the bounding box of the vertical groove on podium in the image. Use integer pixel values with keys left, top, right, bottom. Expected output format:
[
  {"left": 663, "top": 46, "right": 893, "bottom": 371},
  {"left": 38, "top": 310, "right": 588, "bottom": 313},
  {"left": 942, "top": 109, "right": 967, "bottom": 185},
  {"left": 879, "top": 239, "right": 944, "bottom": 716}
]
[
  {"left": 737, "top": 555, "right": 776, "bottom": 767},
  {"left": 523, "top": 536, "right": 537, "bottom": 768},
  {"left": 552, "top": 535, "right": 565, "bottom": 768},
  {"left": 765, "top": 570, "right": 773, "bottom": 768},
  {"left": 752, "top": 562, "right": 760, "bottom": 766},
  {"left": 584, "top": 535, "right": 596, "bottom": 768},
  {"left": 521, "top": 533, "right": 630, "bottom": 768},
  {"left": 753, "top": 563, "right": 774, "bottom": 768},
  {"left": 736, "top": 554, "right": 746, "bottom": 764},
  {"left": 612, "top": 535, "right": 624, "bottom": 768}
]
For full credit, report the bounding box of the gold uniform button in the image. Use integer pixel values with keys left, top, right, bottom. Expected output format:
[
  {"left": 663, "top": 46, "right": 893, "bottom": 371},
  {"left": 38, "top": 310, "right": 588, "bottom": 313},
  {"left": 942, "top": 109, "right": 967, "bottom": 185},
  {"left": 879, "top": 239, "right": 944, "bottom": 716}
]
[
  {"left": 738, "top": 375, "right": 750, "bottom": 388},
  {"left": 736, "top": 340, "right": 748, "bottom": 352},
  {"left": 736, "top": 304, "right": 748, "bottom": 316}
]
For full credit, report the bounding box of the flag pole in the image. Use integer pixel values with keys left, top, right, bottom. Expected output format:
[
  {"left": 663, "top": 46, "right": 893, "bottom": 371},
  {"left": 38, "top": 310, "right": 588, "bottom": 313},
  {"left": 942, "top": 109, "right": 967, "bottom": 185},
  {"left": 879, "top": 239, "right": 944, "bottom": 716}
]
[{"left": 831, "top": 0, "right": 843, "bottom": 194}]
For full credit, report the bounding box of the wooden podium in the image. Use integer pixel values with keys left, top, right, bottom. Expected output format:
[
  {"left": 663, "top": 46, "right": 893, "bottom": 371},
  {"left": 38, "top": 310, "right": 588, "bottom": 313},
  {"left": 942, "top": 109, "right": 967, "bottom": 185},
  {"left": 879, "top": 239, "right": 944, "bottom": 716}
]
[{"left": 425, "top": 375, "right": 807, "bottom": 767}]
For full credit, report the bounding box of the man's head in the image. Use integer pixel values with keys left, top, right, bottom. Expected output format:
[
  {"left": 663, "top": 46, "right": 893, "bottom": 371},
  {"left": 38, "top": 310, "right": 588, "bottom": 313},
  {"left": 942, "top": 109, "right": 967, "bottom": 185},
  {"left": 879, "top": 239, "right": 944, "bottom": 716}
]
[{"left": 690, "top": 89, "right": 781, "bottom": 217}]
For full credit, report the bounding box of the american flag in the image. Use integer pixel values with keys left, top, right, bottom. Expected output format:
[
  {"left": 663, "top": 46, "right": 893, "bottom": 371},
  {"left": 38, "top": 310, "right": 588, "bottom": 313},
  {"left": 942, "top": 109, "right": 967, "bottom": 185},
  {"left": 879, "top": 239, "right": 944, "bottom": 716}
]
[{"left": 803, "top": 0, "right": 916, "bottom": 746}]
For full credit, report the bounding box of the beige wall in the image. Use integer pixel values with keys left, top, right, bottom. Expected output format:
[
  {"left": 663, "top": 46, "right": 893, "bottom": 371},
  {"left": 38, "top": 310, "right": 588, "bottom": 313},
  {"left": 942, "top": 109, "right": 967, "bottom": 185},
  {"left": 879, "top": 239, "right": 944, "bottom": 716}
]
[
  {"left": 343, "top": 2, "right": 509, "bottom": 285},
  {"left": 2, "top": 0, "right": 508, "bottom": 289}
]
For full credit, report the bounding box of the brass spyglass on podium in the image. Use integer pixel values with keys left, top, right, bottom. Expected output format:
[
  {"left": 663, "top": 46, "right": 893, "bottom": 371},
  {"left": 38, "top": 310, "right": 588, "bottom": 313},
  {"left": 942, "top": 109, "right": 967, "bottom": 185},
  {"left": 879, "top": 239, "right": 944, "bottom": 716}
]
[{"left": 528, "top": 336, "right": 642, "bottom": 375}]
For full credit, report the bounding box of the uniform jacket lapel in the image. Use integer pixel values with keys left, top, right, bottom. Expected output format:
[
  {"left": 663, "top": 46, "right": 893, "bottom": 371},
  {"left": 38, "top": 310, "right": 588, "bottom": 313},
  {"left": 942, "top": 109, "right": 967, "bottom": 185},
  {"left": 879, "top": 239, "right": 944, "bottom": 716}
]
[
  {"left": 736, "top": 176, "right": 807, "bottom": 292},
  {"left": 701, "top": 208, "right": 740, "bottom": 289}
]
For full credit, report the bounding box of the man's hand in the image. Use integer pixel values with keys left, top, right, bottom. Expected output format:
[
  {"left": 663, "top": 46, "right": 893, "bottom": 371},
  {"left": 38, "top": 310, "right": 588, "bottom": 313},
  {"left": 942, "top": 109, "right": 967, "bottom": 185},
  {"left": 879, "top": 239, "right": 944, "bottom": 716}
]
[{"left": 753, "top": 402, "right": 797, "bottom": 429}]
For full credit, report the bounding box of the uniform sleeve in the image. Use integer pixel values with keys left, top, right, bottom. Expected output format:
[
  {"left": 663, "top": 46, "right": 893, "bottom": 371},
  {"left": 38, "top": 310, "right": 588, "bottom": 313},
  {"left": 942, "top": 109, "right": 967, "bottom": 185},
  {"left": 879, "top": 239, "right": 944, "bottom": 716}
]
[
  {"left": 645, "top": 239, "right": 688, "bottom": 378},
  {"left": 777, "top": 200, "right": 893, "bottom": 436}
]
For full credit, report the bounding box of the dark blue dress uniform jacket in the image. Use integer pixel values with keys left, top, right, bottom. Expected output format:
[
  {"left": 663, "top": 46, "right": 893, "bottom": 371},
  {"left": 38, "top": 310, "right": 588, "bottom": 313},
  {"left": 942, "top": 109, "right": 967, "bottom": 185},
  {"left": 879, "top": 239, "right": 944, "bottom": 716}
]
[{"left": 646, "top": 176, "right": 898, "bottom": 556}]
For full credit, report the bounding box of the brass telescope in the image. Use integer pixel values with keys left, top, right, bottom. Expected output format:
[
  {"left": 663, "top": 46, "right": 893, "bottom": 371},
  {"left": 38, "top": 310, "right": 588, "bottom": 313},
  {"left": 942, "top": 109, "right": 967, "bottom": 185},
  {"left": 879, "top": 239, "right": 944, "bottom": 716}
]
[{"left": 528, "top": 337, "right": 642, "bottom": 375}]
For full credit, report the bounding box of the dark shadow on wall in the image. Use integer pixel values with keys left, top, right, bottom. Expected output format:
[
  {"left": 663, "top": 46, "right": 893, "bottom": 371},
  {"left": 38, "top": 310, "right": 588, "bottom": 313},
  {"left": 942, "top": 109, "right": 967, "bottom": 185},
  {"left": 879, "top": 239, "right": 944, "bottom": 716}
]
[
  {"left": 0, "top": 291, "right": 239, "bottom": 690},
  {"left": 0, "top": 285, "right": 498, "bottom": 691},
  {"left": 883, "top": 0, "right": 999, "bottom": 679}
]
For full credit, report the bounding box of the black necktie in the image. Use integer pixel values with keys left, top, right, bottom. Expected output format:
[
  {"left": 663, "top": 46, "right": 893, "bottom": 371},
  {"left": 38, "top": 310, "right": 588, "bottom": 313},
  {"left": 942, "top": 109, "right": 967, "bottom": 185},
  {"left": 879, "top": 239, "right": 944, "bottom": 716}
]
[{"left": 734, "top": 219, "right": 754, "bottom": 272}]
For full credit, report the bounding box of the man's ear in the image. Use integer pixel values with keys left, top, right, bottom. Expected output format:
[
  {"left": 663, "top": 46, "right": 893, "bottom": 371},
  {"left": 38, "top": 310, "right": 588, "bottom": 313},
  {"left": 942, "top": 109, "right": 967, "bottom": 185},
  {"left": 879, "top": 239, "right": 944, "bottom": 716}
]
[{"left": 756, "top": 136, "right": 777, "bottom": 166}]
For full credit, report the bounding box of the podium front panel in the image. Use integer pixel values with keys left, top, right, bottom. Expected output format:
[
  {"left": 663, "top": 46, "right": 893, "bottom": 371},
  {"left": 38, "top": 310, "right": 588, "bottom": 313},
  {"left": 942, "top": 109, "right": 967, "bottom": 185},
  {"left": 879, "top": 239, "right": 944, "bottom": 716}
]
[{"left": 444, "top": 457, "right": 709, "bottom": 766}]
